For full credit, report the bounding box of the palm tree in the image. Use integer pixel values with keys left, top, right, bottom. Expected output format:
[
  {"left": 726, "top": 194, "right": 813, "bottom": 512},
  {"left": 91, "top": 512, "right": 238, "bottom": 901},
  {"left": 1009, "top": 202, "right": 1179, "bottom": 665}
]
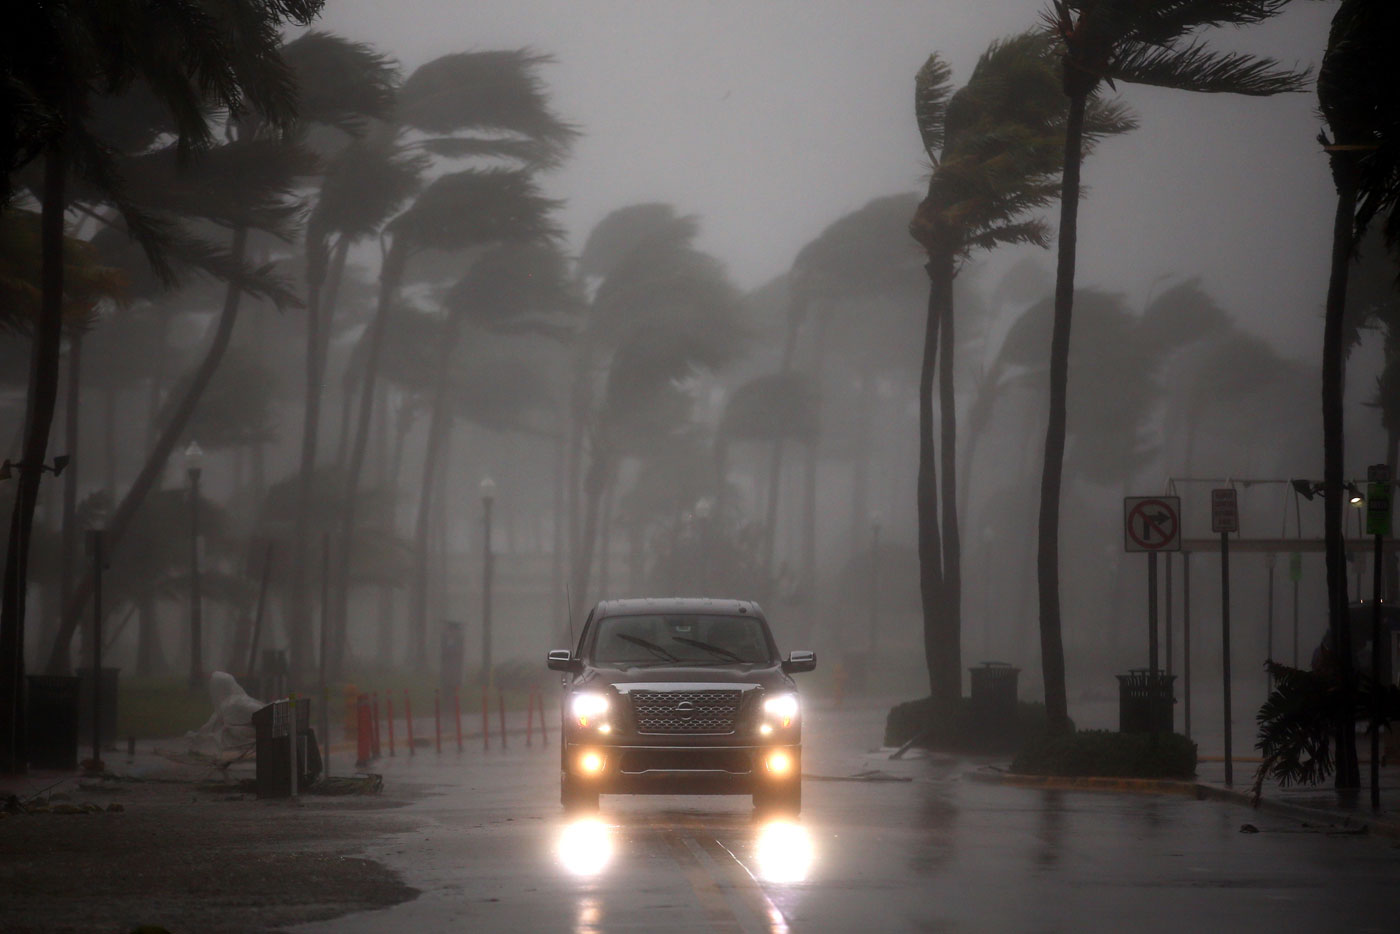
[
  {"left": 570, "top": 225, "right": 747, "bottom": 607},
  {"left": 907, "top": 32, "right": 1134, "bottom": 703},
  {"left": 1036, "top": 0, "right": 1307, "bottom": 732},
  {"left": 2, "top": 0, "right": 324, "bottom": 771},
  {"left": 1314, "top": 0, "right": 1400, "bottom": 789},
  {"left": 329, "top": 50, "right": 575, "bottom": 676},
  {"left": 403, "top": 243, "right": 576, "bottom": 668}
]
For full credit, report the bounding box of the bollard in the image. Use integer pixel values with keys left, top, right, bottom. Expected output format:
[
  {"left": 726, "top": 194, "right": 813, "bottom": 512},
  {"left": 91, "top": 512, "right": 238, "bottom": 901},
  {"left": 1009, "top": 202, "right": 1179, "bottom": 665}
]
[
  {"left": 371, "top": 692, "right": 381, "bottom": 759},
  {"left": 526, "top": 690, "right": 535, "bottom": 748},
  {"left": 386, "top": 695, "right": 396, "bottom": 757},
  {"left": 434, "top": 690, "right": 442, "bottom": 755},
  {"left": 482, "top": 684, "right": 490, "bottom": 751},
  {"left": 355, "top": 695, "right": 372, "bottom": 768},
  {"left": 499, "top": 688, "right": 508, "bottom": 750},
  {"left": 405, "top": 690, "right": 415, "bottom": 756},
  {"left": 454, "top": 690, "right": 462, "bottom": 753}
]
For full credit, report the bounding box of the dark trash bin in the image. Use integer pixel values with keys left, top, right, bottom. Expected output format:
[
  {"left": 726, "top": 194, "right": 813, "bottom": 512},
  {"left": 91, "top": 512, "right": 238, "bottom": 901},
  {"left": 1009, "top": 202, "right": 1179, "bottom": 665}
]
[
  {"left": 251, "top": 698, "right": 321, "bottom": 798},
  {"left": 77, "top": 666, "right": 119, "bottom": 748},
  {"left": 969, "top": 662, "right": 1020, "bottom": 727},
  {"left": 26, "top": 675, "right": 80, "bottom": 770},
  {"left": 1117, "top": 669, "right": 1175, "bottom": 733}
]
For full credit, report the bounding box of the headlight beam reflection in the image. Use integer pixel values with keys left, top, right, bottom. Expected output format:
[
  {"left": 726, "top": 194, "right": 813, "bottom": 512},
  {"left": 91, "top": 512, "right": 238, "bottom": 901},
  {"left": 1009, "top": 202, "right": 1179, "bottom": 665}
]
[
  {"left": 556, "top": 817, "right": 614, "bottom": 878},
  {"left": 752, "top": 819, "right": 814, "bottom": 884}
]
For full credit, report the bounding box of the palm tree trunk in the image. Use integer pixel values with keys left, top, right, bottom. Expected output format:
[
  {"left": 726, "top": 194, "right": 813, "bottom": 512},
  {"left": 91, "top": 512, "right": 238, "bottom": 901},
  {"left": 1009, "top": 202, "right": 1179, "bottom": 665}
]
[
  {"left": 1322, "top": 151, "right": 1360, "bottom": 789},
  {"left": 1037, "top": 91, "right": 1087, "bottom": 734},
  {"left": 409, "top": 317, "right": 460, "bottom": 672},
  {"left": 289, "top": 235, "right": 347, "bottom": 676},
  {"left": 1, "top": 144, "right": 67, "bottom": 771},
  {"left": 46, "top": 227, "right": 250, "bottom": 675},
  {"left": 53, "top": 333, "right": 82, "bottom": 662},
  {"left": 937, "top": 254, "right": 962, "bottom": 698},
  {"left": 1386, "top": 427, "right": 1399, "bottom": 602},
  {"left": 918, "top": 258, "right": 947, "bottom": 701},
  {"left": 134, "top": 593, "right": 165, "bottom": 677},
  {"left": 572, "top": 443, "right": 612, "bottom": 608},
  {"left": 331, "top": 239, "right": 407, "bottom": 678}
]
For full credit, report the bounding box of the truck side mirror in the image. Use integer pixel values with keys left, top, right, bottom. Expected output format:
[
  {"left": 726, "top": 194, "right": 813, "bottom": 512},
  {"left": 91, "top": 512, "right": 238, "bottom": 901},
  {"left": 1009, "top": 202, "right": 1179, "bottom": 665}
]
[
  {"left": 547, "top": 649, "right": 581, "bottom": 672},
  {"left": 782, "top": 650, "right": 816, "bottom": 674}
]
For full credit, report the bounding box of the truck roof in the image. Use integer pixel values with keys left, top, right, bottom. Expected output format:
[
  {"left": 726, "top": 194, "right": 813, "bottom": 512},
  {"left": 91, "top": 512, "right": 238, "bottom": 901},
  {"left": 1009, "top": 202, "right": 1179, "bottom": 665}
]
[{"left": 591, "top": 597, "right": 766, "bottom": 619}]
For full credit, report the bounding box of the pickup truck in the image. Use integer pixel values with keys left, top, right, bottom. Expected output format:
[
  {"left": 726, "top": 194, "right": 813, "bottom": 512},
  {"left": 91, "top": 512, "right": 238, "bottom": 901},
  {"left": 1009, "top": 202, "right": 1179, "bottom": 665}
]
[{"left": 547, "top": 598, "right": 816, "bottom": 814}]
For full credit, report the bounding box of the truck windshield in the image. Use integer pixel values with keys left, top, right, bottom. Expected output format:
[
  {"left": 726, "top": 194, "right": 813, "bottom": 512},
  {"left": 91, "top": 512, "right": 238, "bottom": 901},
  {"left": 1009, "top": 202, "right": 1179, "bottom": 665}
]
[{"left": 590, "top": 614, "right": 773, "bottom": 666}]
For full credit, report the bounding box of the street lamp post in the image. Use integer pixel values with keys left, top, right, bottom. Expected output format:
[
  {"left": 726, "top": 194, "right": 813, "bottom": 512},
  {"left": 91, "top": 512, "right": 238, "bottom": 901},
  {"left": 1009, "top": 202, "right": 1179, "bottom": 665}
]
[
  {"left": 868, "top": 515, "right": 881, "bottom": 655},
  {"left": 480, "top": 477, "right": 496, "bottom": 688},
  {"left": 185, "top": 442, "right": 204, "bottom": 689}
]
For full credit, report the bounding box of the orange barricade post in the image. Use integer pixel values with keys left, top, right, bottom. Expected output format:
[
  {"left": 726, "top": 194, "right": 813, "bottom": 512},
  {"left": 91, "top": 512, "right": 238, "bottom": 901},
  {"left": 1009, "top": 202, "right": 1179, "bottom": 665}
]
[
  {"left": 386, "top": 695, "right": 396, "bottom": 757},
  {"left": 371, "top": 692, "right": 381, "bottom": 758},
  {"left": 540, "top": 689, "right": 548, "bottom": 743},
  {"left": 499, "top": 688, "right": 508, "bottom": 750},
  {"left": 482, "top": 684, "right": 490, "bottom": 751},
  {"left": 405, "top": 690, "right": 416, "bottom": 756},
  {"left": 355, "top": 695, "right": 372, "bottom": 768},
  {"left": 454, "top": 690, "right": 462, "bottom": 753},
  {"left": 434, "top": 690, "right": 442, "bottom": 755},
  {"left": 526, "top": 691, "right": 535, "bottom": 748}
]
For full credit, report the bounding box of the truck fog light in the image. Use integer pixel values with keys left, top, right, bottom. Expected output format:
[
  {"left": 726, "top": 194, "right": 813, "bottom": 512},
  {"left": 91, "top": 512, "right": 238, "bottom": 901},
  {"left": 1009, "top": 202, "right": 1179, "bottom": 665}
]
[
  {"left": 759, "top": 724, "right": 774, "bottom": 736},
  {"left": 579, "top": 751, "right": 606, "bottom": 775},
  {"left": 765, "top": 750, "right": 793, "bottom": 775},
  {"left": 597, "top": 723, "right": 612, "bottom": 734}
]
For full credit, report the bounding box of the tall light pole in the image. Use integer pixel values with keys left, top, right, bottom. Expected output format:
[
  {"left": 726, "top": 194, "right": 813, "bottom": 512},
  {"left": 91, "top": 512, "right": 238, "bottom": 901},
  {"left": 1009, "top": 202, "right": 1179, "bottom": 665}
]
[
  {"left": 480, "top": 477, "right": 496, "bottom": 688},
  {"left": 185, "top": 441, "right": 204, "bottom": 689},
  {"left": 868, "top": 514, "right": 881, "bottom": 654}
]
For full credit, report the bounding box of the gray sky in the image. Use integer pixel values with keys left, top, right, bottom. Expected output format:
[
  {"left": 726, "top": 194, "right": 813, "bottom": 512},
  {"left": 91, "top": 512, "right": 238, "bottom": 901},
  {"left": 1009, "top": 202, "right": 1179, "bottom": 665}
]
[{"left": 314, "top": 0, "right": 1339, "bottom": 357}]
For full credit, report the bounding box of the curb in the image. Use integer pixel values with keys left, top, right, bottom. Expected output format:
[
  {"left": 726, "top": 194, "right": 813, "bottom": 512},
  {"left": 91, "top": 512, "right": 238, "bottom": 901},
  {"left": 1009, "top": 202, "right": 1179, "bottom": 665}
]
[{"left": 966, "top": 767, "right": 1400, "bottom": 840}]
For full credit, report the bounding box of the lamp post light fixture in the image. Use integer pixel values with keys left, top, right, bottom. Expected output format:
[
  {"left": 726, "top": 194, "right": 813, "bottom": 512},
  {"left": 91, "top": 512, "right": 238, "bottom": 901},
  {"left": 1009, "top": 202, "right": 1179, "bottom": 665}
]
[
  {"left": 480, "top": 476, "right": 496, "bottom": 688},
  {"left": 185, "top": 441, "right": 205, "bottom": 689}
]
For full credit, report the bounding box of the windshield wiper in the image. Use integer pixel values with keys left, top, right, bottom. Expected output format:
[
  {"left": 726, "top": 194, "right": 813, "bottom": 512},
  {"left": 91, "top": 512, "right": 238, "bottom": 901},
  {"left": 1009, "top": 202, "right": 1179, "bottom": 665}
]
[
  {"left": 669, "top": 635, "right": 746, "bottom": 663},
  {"left": 616, "top": 633, "right": 678, "bottom": 662}
]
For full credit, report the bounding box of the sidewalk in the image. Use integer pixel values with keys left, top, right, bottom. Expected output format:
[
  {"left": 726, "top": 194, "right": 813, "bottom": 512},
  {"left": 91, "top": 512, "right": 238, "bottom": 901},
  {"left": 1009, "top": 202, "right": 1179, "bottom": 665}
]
[{"left": 966, "top": 753, "right": 1400, "bottom": 841}]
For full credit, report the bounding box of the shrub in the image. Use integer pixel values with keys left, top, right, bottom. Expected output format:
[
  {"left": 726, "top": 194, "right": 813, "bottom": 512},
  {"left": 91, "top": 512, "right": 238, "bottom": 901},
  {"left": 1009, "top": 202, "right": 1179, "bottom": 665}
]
[
  {"left": 1011, "top": 729, "right": 1197, "bottom": 779},
  {"left": 884, "top": 695, "right": 1058, "bottom": 754}
]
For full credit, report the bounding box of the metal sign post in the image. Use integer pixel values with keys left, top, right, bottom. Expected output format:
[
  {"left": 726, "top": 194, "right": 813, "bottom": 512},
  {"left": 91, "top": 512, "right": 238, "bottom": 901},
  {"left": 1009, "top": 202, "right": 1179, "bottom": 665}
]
[
  {"left": 1366, "top": 464, "right": 1390, "bottom": 810},
  {"left": 1124, "top": 497, "right": 1181, "bottom": 737},
  {"left": 1212, "top": 488, "right": 1239, "bottom": 786}
]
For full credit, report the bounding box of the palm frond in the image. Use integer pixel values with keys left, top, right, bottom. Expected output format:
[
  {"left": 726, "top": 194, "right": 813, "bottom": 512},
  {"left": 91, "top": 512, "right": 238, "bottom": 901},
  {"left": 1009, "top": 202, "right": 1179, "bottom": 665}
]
[
  {"left": 578, "top": 203, "right": 700, "bottom": 279},
  {"left": 389, "top": 167, "right": 563, "bottom": 253},
  {"left": 280, "top": 31, "right": 398, "bottom": 136},
  {"left": 915, "top": 54, "right": 955, "bottom": 159},
  {"left": 1110, "top": 39, "right": 1309, "bottom": 95}
]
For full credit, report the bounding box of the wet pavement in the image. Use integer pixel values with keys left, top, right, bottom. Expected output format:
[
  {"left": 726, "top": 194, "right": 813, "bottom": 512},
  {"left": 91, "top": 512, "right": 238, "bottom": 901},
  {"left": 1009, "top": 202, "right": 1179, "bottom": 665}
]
[{"left": 282, "top": 698, "right": 1399, "bottom": 934}]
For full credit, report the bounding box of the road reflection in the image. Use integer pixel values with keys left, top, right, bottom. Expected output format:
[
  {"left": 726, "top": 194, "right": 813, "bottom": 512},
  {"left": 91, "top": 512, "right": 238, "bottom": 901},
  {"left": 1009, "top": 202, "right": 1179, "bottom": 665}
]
[
  {"left": 752, "top": 819, "right": 814, "bottom": 883},
  {"left": 556, "top": 817, "right": 614, "bottom": 878}
]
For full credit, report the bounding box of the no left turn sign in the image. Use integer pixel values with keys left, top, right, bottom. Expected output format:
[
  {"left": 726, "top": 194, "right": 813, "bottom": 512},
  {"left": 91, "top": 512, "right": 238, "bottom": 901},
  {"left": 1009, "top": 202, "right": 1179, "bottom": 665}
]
[{"left": 1123, "top": 496, "right": 1182, "bottom": 552}]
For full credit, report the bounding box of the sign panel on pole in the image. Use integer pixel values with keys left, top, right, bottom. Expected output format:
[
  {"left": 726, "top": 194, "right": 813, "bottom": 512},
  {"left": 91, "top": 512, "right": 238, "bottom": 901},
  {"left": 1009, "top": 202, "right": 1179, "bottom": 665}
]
[
  {"left": 1211, "top": 488, "right": 1239, "bottom": 534},
  {"left": 1124, "top": 497, "right": 1181, "bottom": 553},
  {"left": 1367, "top": 464, "right": 1391, "bottom": 537}
]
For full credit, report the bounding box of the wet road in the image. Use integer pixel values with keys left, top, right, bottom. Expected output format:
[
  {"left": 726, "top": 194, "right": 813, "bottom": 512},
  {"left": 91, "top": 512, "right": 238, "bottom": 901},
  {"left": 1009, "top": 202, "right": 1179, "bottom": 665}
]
[{"left": 292, "top": 702, "right": 1399, "bottom": 933}]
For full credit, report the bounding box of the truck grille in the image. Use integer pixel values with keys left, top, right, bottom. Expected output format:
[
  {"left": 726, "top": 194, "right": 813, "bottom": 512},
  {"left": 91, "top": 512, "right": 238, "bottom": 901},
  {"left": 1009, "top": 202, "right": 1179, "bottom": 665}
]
[
  {"left": 630, "top": 689, "right": 741, "bottom": 734},
  {"left": 618, "top": 748, "right": 751, "bottom": 774}
]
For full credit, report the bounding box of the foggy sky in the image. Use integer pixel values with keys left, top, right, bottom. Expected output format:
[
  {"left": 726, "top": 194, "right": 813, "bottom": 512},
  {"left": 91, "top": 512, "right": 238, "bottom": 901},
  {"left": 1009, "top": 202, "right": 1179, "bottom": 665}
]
[{"left": 313, "top": 0, "right": 1339, "bottom": 359}]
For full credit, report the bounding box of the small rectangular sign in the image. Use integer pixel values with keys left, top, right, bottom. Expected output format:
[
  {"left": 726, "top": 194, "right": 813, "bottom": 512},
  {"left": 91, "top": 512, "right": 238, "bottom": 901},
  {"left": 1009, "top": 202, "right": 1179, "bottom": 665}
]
[
  {"left": 1211, "top": 488, "right": 1239, "bottom": 534},
  {"left": 1367, "top": 481, "right": 1392, "bottom": 536}
]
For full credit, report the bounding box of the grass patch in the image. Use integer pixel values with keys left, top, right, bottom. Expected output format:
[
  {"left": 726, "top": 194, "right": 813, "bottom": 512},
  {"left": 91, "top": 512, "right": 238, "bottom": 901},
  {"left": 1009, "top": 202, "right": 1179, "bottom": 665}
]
[
  {"left": 884, "top": 696, "right": 1059, "bottom": 755},
  {"left": 1011, "top": 729, "right": 1197, "bottom": 779}
]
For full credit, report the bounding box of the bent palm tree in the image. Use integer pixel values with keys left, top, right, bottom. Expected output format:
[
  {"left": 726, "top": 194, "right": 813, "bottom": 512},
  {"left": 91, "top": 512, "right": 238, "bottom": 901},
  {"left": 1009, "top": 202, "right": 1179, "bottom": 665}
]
[
  {"left": 908, "top": 32, "right": 1133, "bottom": 703},
  {"left": 1315, "top": 0, "right": 1400, "bottom": 789},
  {"left": 1036, "top": 0, "right": 1307, "bottom": 731}
]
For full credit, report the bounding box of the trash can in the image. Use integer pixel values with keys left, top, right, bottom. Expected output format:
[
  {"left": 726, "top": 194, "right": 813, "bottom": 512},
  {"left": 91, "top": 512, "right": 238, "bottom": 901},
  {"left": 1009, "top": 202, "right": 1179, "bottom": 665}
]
[
  {"left": 969, "top": 662, "right": 1020, "bottom": 727},
  {"left": 1116, "top": 669, "right": 1175, "bottom": 733},
  {"left": 26, "top": 675, "right": 80, "bottom": 770},
  {"left": 76, "top": 666, "right": 119, "bottom": 748},
  {"left": 251, "top": 698, "right": 321, "bottom": 798}
]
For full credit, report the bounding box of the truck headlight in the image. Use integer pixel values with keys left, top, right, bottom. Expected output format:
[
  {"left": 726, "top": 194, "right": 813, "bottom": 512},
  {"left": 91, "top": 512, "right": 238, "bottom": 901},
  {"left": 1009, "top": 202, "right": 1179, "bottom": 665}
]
[
  {"left": 763, "top": 693, "right": 799, "bottom": 729},
  {"left": 571, "top": 692, "right": 610, "bottom": 728}
]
